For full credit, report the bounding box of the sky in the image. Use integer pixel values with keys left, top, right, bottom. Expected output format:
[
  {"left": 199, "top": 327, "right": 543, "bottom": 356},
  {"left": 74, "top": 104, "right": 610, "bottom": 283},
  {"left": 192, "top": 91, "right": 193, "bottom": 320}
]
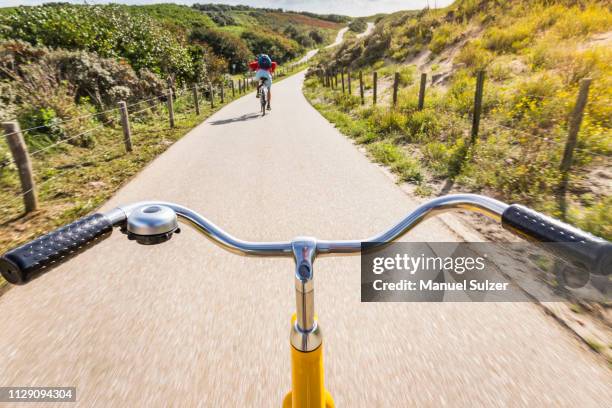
[{"left": 0, "top": 1, "right": 456, "bottom": 17}]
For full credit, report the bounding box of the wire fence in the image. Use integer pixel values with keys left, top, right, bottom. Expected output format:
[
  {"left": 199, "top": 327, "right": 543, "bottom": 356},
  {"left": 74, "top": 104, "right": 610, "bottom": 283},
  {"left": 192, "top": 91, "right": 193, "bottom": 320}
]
[
  {"left": 0, "top": 78, "right": 240, "bottom": 225},
  {"left": 318, "top": 67, "right": 610, "bottom": 160},
  {"left": 314, "top": 67, "right": 610, "bottom": 222}
]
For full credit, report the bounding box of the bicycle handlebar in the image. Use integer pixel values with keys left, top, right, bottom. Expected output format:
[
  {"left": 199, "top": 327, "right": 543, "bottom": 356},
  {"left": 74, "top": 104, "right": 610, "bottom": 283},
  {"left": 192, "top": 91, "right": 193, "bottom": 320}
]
[{"left": 1, "top": 194, "right": 610, "bottom": 285}]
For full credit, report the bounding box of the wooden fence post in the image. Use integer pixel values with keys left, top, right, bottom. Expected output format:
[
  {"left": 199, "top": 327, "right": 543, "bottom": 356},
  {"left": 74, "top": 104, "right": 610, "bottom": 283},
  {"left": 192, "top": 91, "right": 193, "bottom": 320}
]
[
  {"left": 220, "top": 84, "right": 225, "bottom": 104},
  {"left": 167, "top": 89, "right": 175, "bottom": 128},
  {"left": 118, "top": 101, "right": 133, "bottom": 152},
  {"left": 470, "top": 70, "right": 485, "bottom": 144},
  {"left": 359, "top": 71, "right": 364, "bottom": 105},
  {"left": 558, "top": 78, "right": 591, "bottom": 218},
  {"left": 392, "top": 72, "right": 400, "bottom": 106},
  {"left": 231, "top": 80, "right": 235, "bottom": 97},
  {"left": 341, "top": 69, "right": 345, "bottom": 93},
  {"left": 209, "top": 83, "right": 214, "bottom": 108},
  {"left": 192, "top": 86, "right": 200, "bottom": 115},
  {"left": 418, "top": 73, "right": 427, "bottom": 111},
  {"left": 373, "top": 71, "right": 378, "bottom": 105},
  {"left": 3, "top": 121, "right": 38, "bottom": 213},
  {"left": 347, "top": 70, "right": 352, "bottom": 95},
  {"left": 166, "top": 77, "right": 175, "bottom": 101}
]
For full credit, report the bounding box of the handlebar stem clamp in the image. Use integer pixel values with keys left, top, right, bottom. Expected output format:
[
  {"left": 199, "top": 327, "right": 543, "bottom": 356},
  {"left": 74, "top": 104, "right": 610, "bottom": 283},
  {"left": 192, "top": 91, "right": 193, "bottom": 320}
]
[{"left": 291, "top": 237, "right": 321, "bottom": 352}]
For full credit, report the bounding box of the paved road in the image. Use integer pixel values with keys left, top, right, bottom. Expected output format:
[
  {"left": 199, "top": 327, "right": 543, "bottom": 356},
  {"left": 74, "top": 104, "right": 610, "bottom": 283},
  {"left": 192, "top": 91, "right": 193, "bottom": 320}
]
[
  {"left": 356, "top": 22, "right": 375, "bottom": 38},
  {"left": 295, "top": 23, "right": 373, "bottom": 66},
  {"left": 295, "top": 49, "right": 319, "bottom": 65},
  {"left": 326, "top": 27, "right": 349, "bottom": 48},
  {"left": 295, "top": 25, "right": 351, "bottom": 67},
  {"left": 0, "top": 72, "right": 610, "bottom": 407}
]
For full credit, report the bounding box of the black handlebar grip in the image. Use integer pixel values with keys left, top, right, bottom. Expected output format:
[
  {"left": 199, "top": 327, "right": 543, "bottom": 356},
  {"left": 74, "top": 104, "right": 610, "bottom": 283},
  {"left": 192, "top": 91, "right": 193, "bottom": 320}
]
[
  {"left": 0, "top": 214, "right": 113, "bottom": 285},
  {"left": 502, "top": 204, "right": 611, "bottom": 276}
]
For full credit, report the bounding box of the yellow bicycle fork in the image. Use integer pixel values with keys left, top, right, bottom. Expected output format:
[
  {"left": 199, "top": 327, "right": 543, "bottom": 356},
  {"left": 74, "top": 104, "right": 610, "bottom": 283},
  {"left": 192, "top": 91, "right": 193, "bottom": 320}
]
[
  {"left": 283, "top": 315, "right": 334, "bottom": 408},
  {"left": 283, "top": 238, "right": 334, "bottom": 408}
]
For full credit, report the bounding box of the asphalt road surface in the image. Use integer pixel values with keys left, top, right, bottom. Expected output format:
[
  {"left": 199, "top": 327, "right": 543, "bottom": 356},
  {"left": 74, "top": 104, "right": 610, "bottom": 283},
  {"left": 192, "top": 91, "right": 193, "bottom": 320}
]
[
  {"left": 326, "top": 27, "right": 349, "bottom": 48},
  {"left": 0, "top": 72, "right": 610, "bottom": 407}
]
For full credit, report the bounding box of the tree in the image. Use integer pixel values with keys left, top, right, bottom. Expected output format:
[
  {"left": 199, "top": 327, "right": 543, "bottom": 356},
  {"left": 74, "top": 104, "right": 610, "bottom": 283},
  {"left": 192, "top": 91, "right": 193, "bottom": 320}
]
[{"left": 309, "top": 30, "right": 324, "bottom": 44}]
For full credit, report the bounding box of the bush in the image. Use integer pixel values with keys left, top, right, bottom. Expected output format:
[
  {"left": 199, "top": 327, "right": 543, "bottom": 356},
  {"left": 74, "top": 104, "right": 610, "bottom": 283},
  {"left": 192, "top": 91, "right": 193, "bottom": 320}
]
[
  {"left": 309, "top": 30, "right": 325, "bottom": 44},
  {"left": 348, "top": 18, "right": 367, "bottom": 34},
  {"left": 484, "top": 21, "right": 534, "bottom": 53},
  {"left": 369, "top": 108, "right": 407, "bottom": 135},
  {"left": 189, "top": 28, "right": 252, "bottom": 72},
  {"left": 447, "top": 70, "right": 476, "bottom": 115},
  {"left": 19, "top": 107, "right": 65, "bottom": 140},
  {"left": 422, "top": 138, "right": 467, "bottom": 177},
  {"left": 240, "top": 29, "right": 301, "bottom": 63},
  {"left": 332, "top": 93, "right": 361, "bottom": 112},
  {"left": 0, "top": 4, "right": 194, "bottom": 79},
  {"left": 366, "top": 142, "right": 423, "bottom": 183},
  {"left": 455, "top": 40, "right": 493, "bottom": 71},
  {"left": 357, "top": 27, "right": 391, "bottom": 65},
  {"left": 569, "top": 196, "right": 612, "bottom": 241},
  {"left": 0, "top": 40, "right": 166, "bottom": 144},
  {"left": 206, "top": 11, "right": 236, "bottom": 26},
  {"left": 509, "top": 73, "right": 563, "bottom": 128},
  {"left": 553, "top": 5, "right": 612, "bottom": 39},
  {"left": 429, "top": 23, "right": 462, "bottom": 54},
  {"left": 405, "top": 109, "right": 439, "bottom": 142}
]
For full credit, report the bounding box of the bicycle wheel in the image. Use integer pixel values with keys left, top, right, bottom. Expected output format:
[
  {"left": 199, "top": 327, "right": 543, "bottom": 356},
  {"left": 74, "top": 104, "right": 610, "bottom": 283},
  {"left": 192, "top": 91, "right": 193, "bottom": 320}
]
[{"left": 261, "top": 90, "right": 267, "bottom": 116}]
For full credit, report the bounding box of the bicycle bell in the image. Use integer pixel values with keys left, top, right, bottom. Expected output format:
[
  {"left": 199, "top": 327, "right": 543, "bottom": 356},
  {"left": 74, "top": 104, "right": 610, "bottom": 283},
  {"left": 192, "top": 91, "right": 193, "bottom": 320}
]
[{"left": 125, "top": 205, "right": 180, "bottom": 245}]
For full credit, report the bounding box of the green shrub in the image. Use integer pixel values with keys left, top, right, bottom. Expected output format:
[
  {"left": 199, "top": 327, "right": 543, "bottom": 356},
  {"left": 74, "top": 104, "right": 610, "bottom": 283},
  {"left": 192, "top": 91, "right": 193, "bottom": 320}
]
[
  {"left": 397, "top": 65, "right": 416, "bottom": 86},
  {"left": 405, "top": 109, "right": 439, "bottom": 141},
  {"left": 19, "top": 107, "right": 65, "bottom": 140},
  {"left": 367, "top": 141, "right": 403, "bottom": 165},
  {"left": 422, "top": 138, "right": 467, "bottom": 177},
  {"left": 332, "top": 93, "right": 361, "bottom": 112},
  {"left": 447, "top": 70, "right": 476, "bottom": 115},
  {"left": 309, "top": 30, "right": 325, "bottom": 44},
  {"left": 429, "top": 23, "right": 462, "bottom": 54},
  {"left": 241, "top": 29, "right": 301, "bottom": 63},
  {"left": 455, "top": 40, "right": 493, "bottom": 71},
  {"left": 189, "top": 28, "right": 252, "bottom": 72},
  {"left": 484, "top": 21, "right": 534, "bottom": 53},
  {"left": 369, "top": 108, "right": 407, "bottom": 135},
  {"left": 553, "top": 5, "right": 612, "bottom": 39},
  {"left": 348, "top": 18, "right": 368, "bottom": 33},
  {"left": 0, "top": 4, "right": 194, "bottom": 79},
  {"left": 570, "top": 196, "right": 612, "bottom": 241},
  {"left": 509, "top": 73, "right": 563, "bottom": 128},
  {"left": 392, "top": 158, "right": 423, "bottom": 183}
]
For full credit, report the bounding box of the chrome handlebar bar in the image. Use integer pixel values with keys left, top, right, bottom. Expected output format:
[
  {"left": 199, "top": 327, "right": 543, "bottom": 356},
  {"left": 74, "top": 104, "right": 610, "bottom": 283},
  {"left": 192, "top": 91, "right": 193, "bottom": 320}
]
[{"left": 105, "top": 194, "right": 509, "bottom": 256}]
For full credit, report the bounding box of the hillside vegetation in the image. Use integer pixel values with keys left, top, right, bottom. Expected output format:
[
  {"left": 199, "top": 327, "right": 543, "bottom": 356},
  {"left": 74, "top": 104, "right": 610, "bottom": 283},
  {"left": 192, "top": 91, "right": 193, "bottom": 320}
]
[
  {"left": 307, "top": 0, "right": 611, "bottom": 239},
  {"left": 0, "top": 3, "right": 343, "bottom": 159},
  {"left": 0, "top": 3, "right": 345, "bottom": 263}
]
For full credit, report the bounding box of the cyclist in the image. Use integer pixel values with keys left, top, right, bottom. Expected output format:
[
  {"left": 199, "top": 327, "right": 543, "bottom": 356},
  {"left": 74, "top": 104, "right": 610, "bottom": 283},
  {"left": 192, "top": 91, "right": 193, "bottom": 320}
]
[{"left": 249, "top": 54, "right": 277, "bottom": 111}]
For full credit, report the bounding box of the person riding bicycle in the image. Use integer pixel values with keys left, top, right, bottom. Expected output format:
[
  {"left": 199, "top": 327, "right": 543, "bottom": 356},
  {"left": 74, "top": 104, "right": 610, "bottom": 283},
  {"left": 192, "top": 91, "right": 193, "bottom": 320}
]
[{"left": 249, "top": 54, "right": 277, "bottom": 110}]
